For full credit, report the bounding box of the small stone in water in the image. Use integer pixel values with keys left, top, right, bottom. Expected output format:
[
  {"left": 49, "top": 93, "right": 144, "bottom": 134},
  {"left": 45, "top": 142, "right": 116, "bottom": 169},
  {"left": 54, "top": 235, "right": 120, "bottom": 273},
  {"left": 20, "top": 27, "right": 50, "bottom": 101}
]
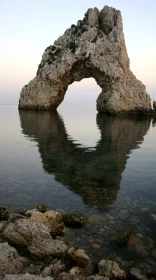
[
  {"left": 92, "top": 244, "right": 100, "bottom": 249},
  {"left": 118, "top": 210, "right": 129, "bottom": 219}
]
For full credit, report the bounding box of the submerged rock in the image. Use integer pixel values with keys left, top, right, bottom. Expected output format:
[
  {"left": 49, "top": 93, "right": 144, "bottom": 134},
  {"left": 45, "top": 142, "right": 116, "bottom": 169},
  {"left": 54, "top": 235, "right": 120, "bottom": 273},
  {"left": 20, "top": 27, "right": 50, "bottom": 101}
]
[
  {"left": 129, "top": 268, "right": 148, "bottom": 280},
  {"left": 0, "top": 242, "right": 22, "bottom": 274},
  {"left": 19, "top": 6, "right": 151, "bottom": 114},
  {"left": 116, "top": 230, "right": 134, "bottom": 247},
  {"left": 118, "top": 210, "right": 129, "bottom": 220},
  {"left": 62, "top": 214, "right": 85, "bottom": 227}
]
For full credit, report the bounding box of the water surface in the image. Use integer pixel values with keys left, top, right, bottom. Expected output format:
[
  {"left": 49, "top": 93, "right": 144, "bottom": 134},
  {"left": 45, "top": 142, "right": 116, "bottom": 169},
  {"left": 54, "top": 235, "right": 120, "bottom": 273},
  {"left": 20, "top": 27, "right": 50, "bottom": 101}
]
[{"left": 0, "top": 105, "right": 156, "bottom": 274}]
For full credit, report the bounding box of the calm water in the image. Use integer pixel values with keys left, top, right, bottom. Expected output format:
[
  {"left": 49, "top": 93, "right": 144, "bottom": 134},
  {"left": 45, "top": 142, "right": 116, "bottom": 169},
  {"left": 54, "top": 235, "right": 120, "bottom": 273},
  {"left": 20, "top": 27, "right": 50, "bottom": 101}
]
[{"left": 0, "top": 105, "right": 156, "bottom": 273}]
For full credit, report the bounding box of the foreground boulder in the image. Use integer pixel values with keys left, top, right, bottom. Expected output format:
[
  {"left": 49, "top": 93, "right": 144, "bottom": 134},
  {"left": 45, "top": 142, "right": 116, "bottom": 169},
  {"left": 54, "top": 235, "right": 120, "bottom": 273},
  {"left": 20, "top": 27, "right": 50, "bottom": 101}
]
[
  {"left": 69, "top": 248, "right": 90, "bottom": 268},
  {"left": 4, "top": 219, "right": 67, "bottom": 258},
  {"left": 98, "top": 260, "right": 126, "bottom": 279},
  {"left": 19, "top": 6, "right": 151, "bottom": 114},
  {"left": 0, "top": 242, "right": 22, "bottom": 274},
  {"left": 26, "top": 209, "right": 65, "bottom": 235}
]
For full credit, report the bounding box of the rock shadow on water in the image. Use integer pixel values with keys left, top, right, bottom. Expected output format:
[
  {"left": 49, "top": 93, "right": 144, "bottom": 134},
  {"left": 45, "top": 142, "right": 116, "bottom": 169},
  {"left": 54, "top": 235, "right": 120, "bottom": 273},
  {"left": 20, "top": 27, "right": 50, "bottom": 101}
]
[{"left": 19, "top": 110, "right": 151, "bottom": 211}]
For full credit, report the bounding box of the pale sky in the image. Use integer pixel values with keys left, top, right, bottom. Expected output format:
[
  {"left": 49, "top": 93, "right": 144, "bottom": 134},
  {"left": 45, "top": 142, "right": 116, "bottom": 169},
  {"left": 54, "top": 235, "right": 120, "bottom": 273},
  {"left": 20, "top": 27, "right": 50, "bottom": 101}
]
[{"left": 0, "top": 0, "right": 156, "bottom": 104}]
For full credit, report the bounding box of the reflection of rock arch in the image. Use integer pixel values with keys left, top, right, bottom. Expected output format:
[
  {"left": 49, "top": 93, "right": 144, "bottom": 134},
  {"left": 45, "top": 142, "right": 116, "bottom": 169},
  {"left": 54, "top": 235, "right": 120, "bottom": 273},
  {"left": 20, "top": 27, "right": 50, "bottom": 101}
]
[
  {"left": 19, "top": 110, "right": 150, "bottom": 210},
  {"left": 19, "top": 6, "right": 151, "bottom": 113}
]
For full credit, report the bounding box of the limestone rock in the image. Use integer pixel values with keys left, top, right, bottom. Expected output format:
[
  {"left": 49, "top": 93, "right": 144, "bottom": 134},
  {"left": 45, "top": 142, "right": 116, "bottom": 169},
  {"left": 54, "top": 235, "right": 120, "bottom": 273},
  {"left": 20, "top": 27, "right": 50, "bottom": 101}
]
[
  {"left": 19, "top": 6, "right": 151, "bottom": 114},
  {"left": 4, "top": 218, "right": 50, "bottom": 246},
  {"left": 3, "top": 274, "right": 53, "bottom": 280},
  {"left": 0, "top": 242, "right": 22, "bottom": 274},
  {"left": 98, "top": 259, "right": 126, "bottom": 279},
  {"left": 0, "top": 207, "right": 10, "bottom": 220},
  {"left": 153, "top": 101, "right": 156, "bottom": 111},
  {"left": 70, "top": 249, "right": 90, "bottom": 268},
  {"left": 41, "top": 264, "right": 53, "bottom": 277},
  {"left": 4, "top": 218, "right": 67, "bottom": 258},
  {"left": 129, "top": 268, "right": 148, "bottom": 280},
  {"left": 62, "top": 214, "right": 86, "bottom": 227},
  {"left": 69, "top": 266, "right": 85, "bottom": 278},
  {"left": 29, "top": 210, "right": 65, "bottom": 235}
]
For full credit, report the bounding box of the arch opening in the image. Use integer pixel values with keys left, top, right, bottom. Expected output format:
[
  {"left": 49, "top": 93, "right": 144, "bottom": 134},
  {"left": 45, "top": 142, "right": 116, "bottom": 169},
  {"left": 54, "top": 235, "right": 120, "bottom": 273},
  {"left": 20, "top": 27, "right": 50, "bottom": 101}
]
[{"left": 58, "top": 78, "right": 101, "bottom": 149}]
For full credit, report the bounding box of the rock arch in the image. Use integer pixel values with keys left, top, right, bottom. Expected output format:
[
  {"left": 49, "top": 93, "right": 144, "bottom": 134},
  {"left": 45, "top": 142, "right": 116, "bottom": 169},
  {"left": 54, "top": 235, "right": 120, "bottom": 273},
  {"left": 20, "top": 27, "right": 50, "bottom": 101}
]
[{"left": 19, "top": 6, "right": 151, "bottom": 114}]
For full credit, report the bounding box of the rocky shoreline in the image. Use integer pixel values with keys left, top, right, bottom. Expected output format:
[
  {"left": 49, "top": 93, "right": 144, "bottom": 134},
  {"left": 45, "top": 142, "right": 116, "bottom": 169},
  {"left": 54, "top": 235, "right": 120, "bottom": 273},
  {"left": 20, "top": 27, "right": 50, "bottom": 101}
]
[{"left": 0, "top": 206, "right": 155, "bottom": 280}]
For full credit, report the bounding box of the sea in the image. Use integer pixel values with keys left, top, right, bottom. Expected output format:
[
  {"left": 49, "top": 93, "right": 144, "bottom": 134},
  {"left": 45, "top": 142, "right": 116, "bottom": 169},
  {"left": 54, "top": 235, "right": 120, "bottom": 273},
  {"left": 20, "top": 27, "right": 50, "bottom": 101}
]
[{"left": 0, "top": 89, "right": 156, "bottom": 274}]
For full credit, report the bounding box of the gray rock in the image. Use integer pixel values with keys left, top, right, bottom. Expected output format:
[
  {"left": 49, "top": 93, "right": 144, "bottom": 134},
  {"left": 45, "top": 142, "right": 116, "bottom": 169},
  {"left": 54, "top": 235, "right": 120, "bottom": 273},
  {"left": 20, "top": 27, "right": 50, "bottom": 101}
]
[
  {"left": 3, "top": 274, "right": 53, "bottom": 280},
  {"left": 0, "top": 242, "right": 22, "bottom": 274},
  {"left": 98, "top": 259, "right": 126, "bottom": 279},
  {"left": 129, "top": 268, "right": 148, "bottom": 280},
  {"left": 19, "top": 6, "right": 151, "bottom": 114},
  {"left": 4, "top": 218, "right": 67, "bottom": 258},
  {"left": 41, "top": 264, "right": 53, "bottom": 277},
  {"left": 69, "top": 266, "right": 85, "bottom": 278}
]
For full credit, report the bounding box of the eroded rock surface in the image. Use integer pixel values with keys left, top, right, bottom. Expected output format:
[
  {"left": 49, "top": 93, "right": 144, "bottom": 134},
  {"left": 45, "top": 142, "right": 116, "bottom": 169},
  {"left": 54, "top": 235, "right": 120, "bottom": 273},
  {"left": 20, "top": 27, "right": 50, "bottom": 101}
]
[
  {"left": 0, "top": 242, "right": 22, "bottom": 275},
  {"left": 4, "top": 219, "right": 67, "bottom": 258},
  {"left": 98, "top": 259, "right": 126, "bottom": 279},
  {"left": 19, "top": 6, "right": 151, "bottom": 114}
]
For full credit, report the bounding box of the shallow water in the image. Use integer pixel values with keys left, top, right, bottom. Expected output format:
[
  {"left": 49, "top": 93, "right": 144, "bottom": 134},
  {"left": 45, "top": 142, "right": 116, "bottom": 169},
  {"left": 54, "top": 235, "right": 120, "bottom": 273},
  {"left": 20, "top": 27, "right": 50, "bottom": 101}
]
[{"left": 0, "top": 105, "right": 156, "bottom": 273}]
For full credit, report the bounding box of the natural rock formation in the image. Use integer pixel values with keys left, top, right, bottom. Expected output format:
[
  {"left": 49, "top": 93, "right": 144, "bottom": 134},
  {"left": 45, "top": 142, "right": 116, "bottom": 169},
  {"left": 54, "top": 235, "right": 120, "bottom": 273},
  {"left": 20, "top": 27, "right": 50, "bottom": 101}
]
[
  {"left": 19, "top": 6, "right": 151, "bottom": 114},
  {"left": 0, "top": 242, "right": 22, "bottom": 275},
  {"left": 4, "top": 219, "right": 67, "bottom": 258},
  {"left": 26, "top": 209, "right": 65, "bottom": 235},
  {"left": 98, "top": 260, "right": 126, "bottom": 279}
]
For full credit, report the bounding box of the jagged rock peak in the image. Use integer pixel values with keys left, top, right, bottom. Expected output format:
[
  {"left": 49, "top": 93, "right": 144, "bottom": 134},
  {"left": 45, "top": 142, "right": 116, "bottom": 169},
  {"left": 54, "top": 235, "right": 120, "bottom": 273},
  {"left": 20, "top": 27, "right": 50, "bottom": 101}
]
[{"left": 19, "top": 6, "right": 151, "bottom": 114}]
